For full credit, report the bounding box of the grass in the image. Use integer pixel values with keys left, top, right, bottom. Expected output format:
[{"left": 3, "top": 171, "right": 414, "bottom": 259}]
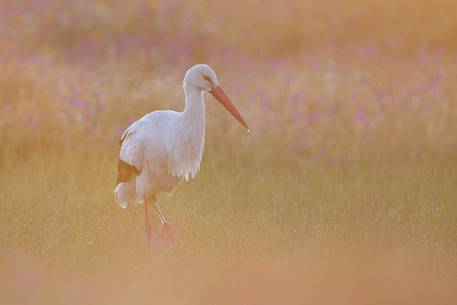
[
  {"left": 1, "top": 0, "right": 457, "bottom": 303},
  {"left": 1, "top": 148, "right": 457, "bottom": 304}
]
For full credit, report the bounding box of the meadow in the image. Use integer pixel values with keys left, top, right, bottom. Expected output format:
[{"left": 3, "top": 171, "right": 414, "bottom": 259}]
[{"left": 1, "top": 0, "right": 457, "bottom": 304}]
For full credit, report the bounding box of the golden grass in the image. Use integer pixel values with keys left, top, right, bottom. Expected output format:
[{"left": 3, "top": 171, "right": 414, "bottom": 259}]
[{"left": 1, "top": 0, "right": 457, "bottom": 303}]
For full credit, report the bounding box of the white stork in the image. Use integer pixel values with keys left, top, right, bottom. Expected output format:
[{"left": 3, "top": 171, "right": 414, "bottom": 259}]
[{"left": 114, "top": 64, "right": 249, "bottom": 245}]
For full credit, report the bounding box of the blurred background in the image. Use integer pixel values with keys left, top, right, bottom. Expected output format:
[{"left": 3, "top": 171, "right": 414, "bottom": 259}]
[{"left": 1, "top": 1, "right": 457, "bottom": 304}]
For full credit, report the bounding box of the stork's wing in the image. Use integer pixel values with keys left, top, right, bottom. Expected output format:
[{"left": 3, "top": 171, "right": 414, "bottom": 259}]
[{"left": 117, "top": 123, "right": 145, "bottom": 185}]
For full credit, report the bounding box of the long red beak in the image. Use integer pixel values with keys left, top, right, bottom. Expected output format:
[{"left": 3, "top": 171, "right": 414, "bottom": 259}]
[{"left": 209, "top": 86, "right": 250, "bottom": 130}]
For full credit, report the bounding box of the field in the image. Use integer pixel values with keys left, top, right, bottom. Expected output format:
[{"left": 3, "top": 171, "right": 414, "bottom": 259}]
[{"left": 1, "top": 0, "right": 457, "bottom": 304}]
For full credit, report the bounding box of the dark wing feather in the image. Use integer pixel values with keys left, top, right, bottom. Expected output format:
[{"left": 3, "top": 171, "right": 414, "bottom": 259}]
[
  {"left": 117, "top": 158, "right": 140, "bottom": 183},
  {"left": 119, "top": 131, "right": 128, "bottom": 146}
]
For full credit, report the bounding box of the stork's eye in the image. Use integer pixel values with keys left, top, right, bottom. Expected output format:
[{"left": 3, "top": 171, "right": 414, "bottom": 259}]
[{"left": 202, "top": 74, "right": 214, "bottom": 86}]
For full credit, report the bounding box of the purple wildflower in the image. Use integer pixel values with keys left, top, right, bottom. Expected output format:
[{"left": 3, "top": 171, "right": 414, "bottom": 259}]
[
  {"left": 2, "top": 103, "right": 13, "bottom": 111},
  {"left": 262, "top": 98, "right": 271, "bottom": 110},
  {"left": 355, "top": 109, "right": 369, "bottom": 126}
]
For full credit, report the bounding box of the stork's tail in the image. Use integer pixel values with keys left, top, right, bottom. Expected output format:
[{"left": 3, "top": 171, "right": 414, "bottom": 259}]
[{"left": 114, "top": 182, "right": 134, "bottom": 209}]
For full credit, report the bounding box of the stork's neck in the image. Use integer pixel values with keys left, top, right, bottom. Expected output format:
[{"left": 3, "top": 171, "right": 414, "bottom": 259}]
[
  {"left": 182, "top": 85, "right": 205, "bottom": 129},
  {"left": 172, "top": 84, "right": 205, "bottom": 179}
]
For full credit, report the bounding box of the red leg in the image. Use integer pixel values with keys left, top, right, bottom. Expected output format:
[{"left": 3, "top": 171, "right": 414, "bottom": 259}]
[
  {"left": 151, "top": 196, "right": 174, "bottom": 246},
  {"left": 144, "top": 196, "right": 152, "bottom": 244}
]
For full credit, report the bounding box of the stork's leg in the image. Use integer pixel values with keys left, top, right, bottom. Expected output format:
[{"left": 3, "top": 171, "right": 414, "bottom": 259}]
[
  {"left": 144, "top": 196, "right": 153, "bottom": 244},
  {"left": 153, "top": 200, "right": 167, "bottom": 224},
  {"left": 151, "top": 196, "right": 174, "bottom": 245}
]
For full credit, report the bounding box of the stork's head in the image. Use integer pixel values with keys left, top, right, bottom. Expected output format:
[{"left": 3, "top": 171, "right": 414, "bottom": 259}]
[
  {"left": 184, "top": 64, "right": 249, "bottom": 130},
  {"left": 183, "top": 64, "right": 219, "bottom": 91}
]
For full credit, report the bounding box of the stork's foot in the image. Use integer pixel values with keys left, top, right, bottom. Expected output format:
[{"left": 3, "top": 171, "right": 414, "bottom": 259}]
[
  {"left": 145, "top": 223, "right": 153, "bottom": 244},
  {"left": 158, "top": 222, "right": 174, "bottom": 248}
]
